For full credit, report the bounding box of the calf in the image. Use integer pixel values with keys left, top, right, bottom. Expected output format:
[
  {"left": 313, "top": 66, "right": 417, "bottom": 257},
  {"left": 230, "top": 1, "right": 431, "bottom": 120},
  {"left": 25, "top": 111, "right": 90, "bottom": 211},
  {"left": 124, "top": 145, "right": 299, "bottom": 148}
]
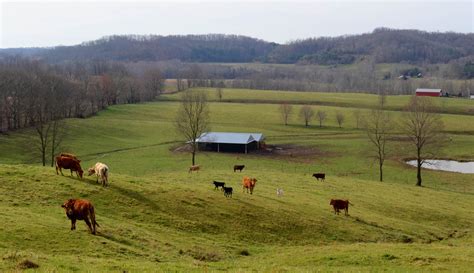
[
  {"left": 189, "top": 165, "right": 200, "bottom": 173},
  {"left": 223, "top": 186, "right": 233, "bottom": 198},
  {"left": 213, "top": 181, "right": 225, "bottom": 190},
  {"left": 61, "top": 199, "right": 99, "bottom": 234},
  {"left": 276, "top": 188, "right": 284, "bottom": 197},
  {"left": 312, "top": 173, "right": 325, "bottom": 181},
  {"left": 56, "top": 156, "right": 83, "bottom": 179},
  {"left": 330, "top": 199, "right": 352, "bottom": 216},
  {"left": 88, "top": 162, "right": 109, "bottom": 187},
  {"left": 233, "top": 165, "right": 245, "bottom": 172}
]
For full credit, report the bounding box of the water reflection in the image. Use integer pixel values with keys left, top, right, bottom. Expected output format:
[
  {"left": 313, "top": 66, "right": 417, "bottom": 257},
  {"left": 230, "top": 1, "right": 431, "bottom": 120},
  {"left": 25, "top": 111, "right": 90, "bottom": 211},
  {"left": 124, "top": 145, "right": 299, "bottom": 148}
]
[{"left": 406, "top": 160, "right": 474, "bottom": 174}]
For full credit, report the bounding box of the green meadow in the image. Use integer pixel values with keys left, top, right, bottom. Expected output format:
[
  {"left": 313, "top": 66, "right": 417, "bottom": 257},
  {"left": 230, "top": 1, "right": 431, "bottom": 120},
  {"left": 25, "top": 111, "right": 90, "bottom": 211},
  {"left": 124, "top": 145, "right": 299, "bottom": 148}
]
[{"left": 0, "top": 88, "right": 473, "bottom": 272}]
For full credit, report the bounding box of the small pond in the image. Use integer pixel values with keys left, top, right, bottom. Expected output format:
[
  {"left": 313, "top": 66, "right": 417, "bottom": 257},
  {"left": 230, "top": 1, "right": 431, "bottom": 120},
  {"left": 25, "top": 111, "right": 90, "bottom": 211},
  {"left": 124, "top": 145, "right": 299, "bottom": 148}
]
[{"left": 405, "top": 159, "right": 474, "bottom": 174}]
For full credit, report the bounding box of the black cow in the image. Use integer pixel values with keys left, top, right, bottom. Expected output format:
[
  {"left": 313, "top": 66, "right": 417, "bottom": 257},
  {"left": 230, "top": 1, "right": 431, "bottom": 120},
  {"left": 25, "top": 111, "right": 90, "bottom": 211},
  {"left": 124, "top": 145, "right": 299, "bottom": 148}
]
[
  {"left": 312, "top": 173, "right": 325, "bottom": 181},
  {"left": 223, "top": 186, "right": 233, "bottom": 198},
  {"left": 233, "top": 165, "right": 245, "bottom": 172},
  {"left": 213, "top": 181, "right": 226, "bottom": 190}
]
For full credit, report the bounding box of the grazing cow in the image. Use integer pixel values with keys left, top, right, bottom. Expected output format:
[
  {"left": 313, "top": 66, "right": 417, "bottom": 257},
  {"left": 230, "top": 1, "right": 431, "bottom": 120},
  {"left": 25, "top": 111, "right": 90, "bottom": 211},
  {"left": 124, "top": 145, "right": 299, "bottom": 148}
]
[
  {"left": 59, "top": 153, "right": 80, "bottom": 162},
  {"left": 213, "top": 181, "right": 225, "bottom": 190},
  {"left": 61, "top": 199, "right": 99, "bottom": 234},
  {"left": 312, "top": 173, "right": 325, "bottom": 181},
  {"left": 223, "top": 186, "right": 233, "bottom": 198},
  {"left": 56, "top": 156, "right": 83, "bottom": 179},
  {"left": 88, "top": 162, "right": 109, "bottom": 187},
  {"left": 242, "top": 176, "right": 257, "bottom": 194},
  {"left": 189, "top": 165, "right": 200, "bottom": 173},
  {"left": 233, "top": 165, "right": 245, "bottom": 172},
  {"left": 276, "top": 188, "right": 284, "bottom": 197},
  {"left": 330, "top": 199, "right": 352, "bottom": 216}
]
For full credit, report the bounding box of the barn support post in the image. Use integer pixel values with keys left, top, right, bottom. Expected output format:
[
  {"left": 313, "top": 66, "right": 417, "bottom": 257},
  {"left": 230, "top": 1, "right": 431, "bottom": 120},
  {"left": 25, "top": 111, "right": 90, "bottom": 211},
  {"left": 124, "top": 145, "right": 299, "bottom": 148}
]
[
  {"left": 245, "top": 144, "right": 247, "bottom": 154},
  {"left": 217, "top": 143, "right": 220, "bottom": 153}
]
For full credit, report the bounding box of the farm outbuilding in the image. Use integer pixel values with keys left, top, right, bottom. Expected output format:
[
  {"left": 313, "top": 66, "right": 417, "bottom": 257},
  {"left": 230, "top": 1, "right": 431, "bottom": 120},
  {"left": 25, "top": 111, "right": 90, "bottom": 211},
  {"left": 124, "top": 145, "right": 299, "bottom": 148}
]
[
  {"left": 415, "top": 88, "right": 442, "bottom": 97},
  {"left": 195, "top": 132, "right": 265, "bottom": 153}
]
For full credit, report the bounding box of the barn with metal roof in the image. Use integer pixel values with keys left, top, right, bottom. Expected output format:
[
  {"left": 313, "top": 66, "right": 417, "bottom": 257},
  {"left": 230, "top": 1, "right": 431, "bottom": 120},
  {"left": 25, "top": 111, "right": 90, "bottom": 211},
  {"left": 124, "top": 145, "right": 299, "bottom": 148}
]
[{"left": 195, "top": 132, "right": 265, "bottom": 153}]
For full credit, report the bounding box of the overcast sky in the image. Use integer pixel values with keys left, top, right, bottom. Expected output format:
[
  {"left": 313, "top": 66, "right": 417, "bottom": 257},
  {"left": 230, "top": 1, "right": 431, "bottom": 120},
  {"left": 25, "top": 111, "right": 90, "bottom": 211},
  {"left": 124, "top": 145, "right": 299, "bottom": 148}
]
[{"left": 1, "top": 0, "right": 472, "bottom": 48}]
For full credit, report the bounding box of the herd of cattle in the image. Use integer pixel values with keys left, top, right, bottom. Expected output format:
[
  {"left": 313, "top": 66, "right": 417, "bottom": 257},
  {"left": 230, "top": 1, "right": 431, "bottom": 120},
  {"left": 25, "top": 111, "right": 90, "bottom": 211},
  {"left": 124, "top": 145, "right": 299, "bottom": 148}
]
[{"left": 57, "top": 156, "right": 352, "bottom": 235}]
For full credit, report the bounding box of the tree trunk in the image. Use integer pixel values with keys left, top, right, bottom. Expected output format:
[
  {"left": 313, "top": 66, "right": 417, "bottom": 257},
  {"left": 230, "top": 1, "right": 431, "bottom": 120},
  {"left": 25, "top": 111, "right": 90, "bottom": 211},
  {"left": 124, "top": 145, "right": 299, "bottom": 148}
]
[
  {"left": 42, "top": 148, "right": 46, "bottom": 166},
  {"left": 416, "top": 158, "right": 422, "bottom": 186},
  {"left": 51, "top": 146, "right": 55, "bottom": 167},
  {"left": 379, "top": 162, "right": 383, "bottom": 182}
]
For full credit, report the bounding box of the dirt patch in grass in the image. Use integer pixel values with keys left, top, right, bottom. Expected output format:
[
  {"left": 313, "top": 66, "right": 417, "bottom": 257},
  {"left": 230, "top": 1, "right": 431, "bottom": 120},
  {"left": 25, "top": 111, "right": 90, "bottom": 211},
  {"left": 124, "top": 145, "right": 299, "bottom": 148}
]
[
  {"left": 181, "top": 247, "right": 221, "bottom": 262},
  {"left": 253, "top": 144, "right": 336, "bottom": 163}
]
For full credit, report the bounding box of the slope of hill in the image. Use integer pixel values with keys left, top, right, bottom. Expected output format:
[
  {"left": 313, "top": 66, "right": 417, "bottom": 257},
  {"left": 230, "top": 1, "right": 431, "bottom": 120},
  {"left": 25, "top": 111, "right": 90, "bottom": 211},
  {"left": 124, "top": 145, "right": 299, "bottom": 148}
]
[
  {"left": 40, "top": 34, "right": 277, "bottom": 63},
  {"left": 1, "top": 163, "right": 473, "bottom": 272},
  {"left": 0, "top": 91, "right": 473, "bottom": 271},
  {"left": 1, "top": 29, "right": 473, "bottom": 65},
  {"left": 268, "top": 28, "right": 474, "bottom": 64}
]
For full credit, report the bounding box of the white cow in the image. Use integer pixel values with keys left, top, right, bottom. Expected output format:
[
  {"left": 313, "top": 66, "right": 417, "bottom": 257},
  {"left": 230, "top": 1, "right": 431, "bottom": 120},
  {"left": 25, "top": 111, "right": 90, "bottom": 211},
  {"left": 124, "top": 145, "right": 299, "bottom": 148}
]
[{"left": 88, "top": 162, "right": 109, "bottom": 187}]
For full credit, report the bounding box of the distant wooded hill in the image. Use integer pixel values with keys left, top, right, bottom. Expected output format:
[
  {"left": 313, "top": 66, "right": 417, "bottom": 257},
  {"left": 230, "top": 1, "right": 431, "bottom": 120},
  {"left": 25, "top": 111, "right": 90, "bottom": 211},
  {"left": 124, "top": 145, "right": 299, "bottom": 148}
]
[{"left": 1, "top": 28, "right": 474, "bottom": 65}]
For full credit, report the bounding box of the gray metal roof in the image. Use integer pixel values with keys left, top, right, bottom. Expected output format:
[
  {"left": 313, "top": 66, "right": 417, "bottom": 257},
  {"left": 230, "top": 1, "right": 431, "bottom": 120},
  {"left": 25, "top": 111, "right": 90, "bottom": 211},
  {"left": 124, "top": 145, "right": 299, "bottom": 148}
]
[
  {"left": 196, "top": 132, "right": 265, "bottom": 144},
  {"left": 416, "top": 88, "right": 442, "bottom": 93}
]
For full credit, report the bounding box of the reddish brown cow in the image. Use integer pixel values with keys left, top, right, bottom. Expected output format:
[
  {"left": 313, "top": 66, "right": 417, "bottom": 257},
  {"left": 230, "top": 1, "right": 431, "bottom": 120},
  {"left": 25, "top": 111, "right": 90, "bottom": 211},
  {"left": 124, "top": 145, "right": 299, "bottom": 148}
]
[
  {"left": 61, "top": 199, "right": 99, "bottom": 234},
  {"left": 56, "top": 156, "right": 84, "bottom": 179},
  {"left": 242, "top": 176, "right": 257, "bottom": 194},
  {"left": 59, "top": 153, "right": 80, "bottom": 162},
  {"left": 330, "top": 199, "right": 352, "bottom": 216}
]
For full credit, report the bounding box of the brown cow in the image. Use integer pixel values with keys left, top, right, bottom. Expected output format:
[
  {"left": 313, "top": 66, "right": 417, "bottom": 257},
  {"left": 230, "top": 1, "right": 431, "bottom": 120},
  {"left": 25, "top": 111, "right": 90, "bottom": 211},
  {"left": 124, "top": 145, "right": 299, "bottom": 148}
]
[
  {"left": 189, "top": 165, "right": 200, "bottom": 173},
  {"left": 242, "top": 176, "right": 257, "bottom": 194},
  {"left": 56, "top": 156, "right": 84, "bottom": 179},
  {"left": 59, "top": 153, "right": 80, "bottom": 162},
  {"left": 61, "top": 199, "right": 99, "bottom": 234},
  {"left": 330, "top": 199, "right": 352, "bottom": 216}
]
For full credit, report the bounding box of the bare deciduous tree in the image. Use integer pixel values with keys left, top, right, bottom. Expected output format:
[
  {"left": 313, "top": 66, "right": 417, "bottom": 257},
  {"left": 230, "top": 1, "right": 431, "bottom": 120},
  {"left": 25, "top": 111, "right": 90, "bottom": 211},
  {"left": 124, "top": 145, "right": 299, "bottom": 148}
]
[
  {"left": 400, "top": 96, "right": 444, "bottom": 186},
  {"left": 299, "top": 105, "right": 314, "bottom": 127},
  {"left": 216, "top": 87, "right": 223, "bottom": 101},
  {"left": 144, "top": 68, "right": 164, "bottom": 99},
  {"left": 378, "top": 91, "right": 387, "bottom": 108},
  {"left": 353, "top": 110, "right": 362, "bottom": 129},
  {"left": 175, "top": 91, "right": 210, "bottom": 165},
  {"left": 34, "top": 120, "right": 51, "bottom": 166},
  {"left": 363, "top": 109, "right": 392, "bottom": 182},
  {"left": 279, "top": 103, "right": 292, "bottom": 125},
  {"left": 336, "top": 112, "right": 345, "bottom": 128},
  {"left": 50, "top": 119, "right": 67, "bottom": 167},
  {"left": 316, "top": 110, "right": 327, "bottom": 127}
]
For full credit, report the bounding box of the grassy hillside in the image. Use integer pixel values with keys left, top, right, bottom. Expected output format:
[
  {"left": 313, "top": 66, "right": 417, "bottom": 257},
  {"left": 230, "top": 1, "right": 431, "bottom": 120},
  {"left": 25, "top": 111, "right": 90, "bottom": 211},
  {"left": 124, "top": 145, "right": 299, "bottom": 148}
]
[
  {"left": 1, "top": 89, "right": 473, "bottom": 271},
  {"left": 162, "top": 88, "right": 474, "bottom": 115}
]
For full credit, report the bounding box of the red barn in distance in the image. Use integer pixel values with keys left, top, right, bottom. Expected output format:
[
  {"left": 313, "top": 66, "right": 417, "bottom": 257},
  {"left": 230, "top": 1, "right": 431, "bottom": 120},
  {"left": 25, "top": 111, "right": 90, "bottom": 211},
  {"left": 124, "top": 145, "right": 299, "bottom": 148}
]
[{"left": 415, "top": 88, "right": 442, "bottom": 97}]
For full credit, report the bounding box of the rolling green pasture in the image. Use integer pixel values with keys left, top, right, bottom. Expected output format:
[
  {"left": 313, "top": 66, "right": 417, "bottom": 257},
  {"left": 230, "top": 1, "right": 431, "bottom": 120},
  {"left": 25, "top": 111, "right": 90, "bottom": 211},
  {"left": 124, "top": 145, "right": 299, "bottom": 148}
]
[
  {"left": 1, "top": 89, "right": 473, "bottom": 272},
  {"left": 161, "top": 88, "right": 474, "bottom": 115}
]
